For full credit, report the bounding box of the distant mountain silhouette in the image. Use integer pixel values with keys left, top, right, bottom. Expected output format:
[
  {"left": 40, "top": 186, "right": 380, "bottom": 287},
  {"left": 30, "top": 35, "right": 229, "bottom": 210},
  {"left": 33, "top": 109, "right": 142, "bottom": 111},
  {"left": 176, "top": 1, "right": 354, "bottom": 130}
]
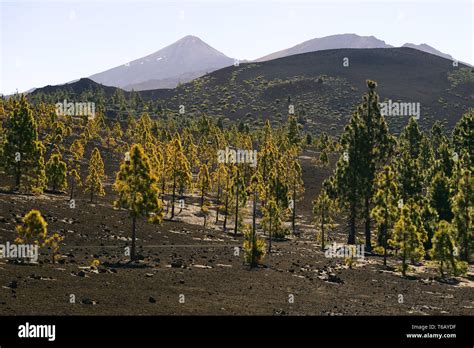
[
  {"left": 256, "top": 33, "right": 454, "bottom": 62},
  {"left": 89, "top": 35, "right": 234, "bottom": 90}
]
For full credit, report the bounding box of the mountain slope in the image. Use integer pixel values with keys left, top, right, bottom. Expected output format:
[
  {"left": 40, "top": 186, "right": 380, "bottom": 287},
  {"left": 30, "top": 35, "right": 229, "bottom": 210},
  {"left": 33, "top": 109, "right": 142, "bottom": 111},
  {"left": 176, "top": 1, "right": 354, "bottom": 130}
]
[
  {"left": 402, "top": 43, "right": 452, "bottom": 60},
  {"left": 149, "top": 47, "right": 473, "bottom": 134},
  {"left": 32, "top": 48, "right": 473, "bottom": 135},
  {"left": 256, "top": 33, "right": 455, "bottom": 62},
  {"left": 89, "top": 35, "right": 234, "bottom": 90},
  {"left": 256, "top": 34, "right": 392, "bottom": 61}
]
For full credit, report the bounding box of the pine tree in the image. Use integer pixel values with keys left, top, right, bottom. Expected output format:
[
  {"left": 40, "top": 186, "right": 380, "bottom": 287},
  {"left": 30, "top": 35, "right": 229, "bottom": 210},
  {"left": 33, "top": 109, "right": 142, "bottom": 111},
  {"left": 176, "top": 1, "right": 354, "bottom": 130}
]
[
  {"left": 287, "top": 115, "right": 301, "bottom": 146},
  {"left": 452, "top": 109, "right": 473, "bottom": 167},
  {"left": 358, "top": 81, "right": 393, "bottom": 251},
  {"left": 420, "top": 200, "right": 438, "bottom": 255},
  {"left": 313, "top": 189, "right": 338, "bottom": 251},
  {"left": 431, "top": 220, "right": 467, "bottom": 277},
  {"left": 230, "top": 164, "right": 247, "bottom": 236},
  {"left": 85, "top": 147, "right": 105, "bottom": 203},
  {"left": 334, "top": 111, "right": 365, "bottom": 244},
  {"left": 68, "top": 168, "right": 82, "bottom": 199},
  {"left": 371, "top": 165, "right": 399, "bottom": 265},
  {"left": 113, "top": 144, "right": 164, "bottom": 261},
  {"left": 44, "top": 232, "right": 64, "bottom": 264},
  {"left": 286, "top": 146, "right": 304, "bottom": 235},
  {"left": 390, "top": 203, "right": 427, "bottom": 276},
  {"left": 3, "top": 95, "right": 46, "bottom": 192},
  {"left": 212, "top": 162, "right": 228, "bottom": 224},
  {"left": 15, "top": 209, "right": 48, "bottom": 246},
  {"left": 246, "top": 171, "right": 265, "bottom": 266},
  {"left": 317, "top": 150, "right": 329, "bottom": 167},
  {"left": 197, "top": 164, "right": 211, "bottom": 207},
  {"left": 429, "top": 171, "right": 453, "bottom": 222},
  {"left": 46, "top": 153, "right": 68, "bottom": 192},
  {"left": 262, "top": 198, "right": 282, "bottom": 254},
  {"left": 15, "top": 208, "right": 65, "bottom": 263},
  {"left": 69, "top": 139, "right": 85, "bottom": 162},
  {"left": 419, "top": 134, "right": 435, "bottom": 186},
  {"left": 29, "top": 141, "right": 47, "bottom": 193},
  {"left": 396, "top": 117, "right": 424, "bottom": 201},
  {"left": 452, "top": 168, "right": 473, "bottom": 262},
  {"left": 166, "top": 135, "right": 192, "bottom": 220}
]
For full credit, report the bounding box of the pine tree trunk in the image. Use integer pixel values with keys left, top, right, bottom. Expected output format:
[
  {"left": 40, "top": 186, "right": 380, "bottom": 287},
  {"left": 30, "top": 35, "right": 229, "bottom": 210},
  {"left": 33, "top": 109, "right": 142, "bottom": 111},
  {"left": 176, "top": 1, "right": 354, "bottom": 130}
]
[
  {"left": 382, "top": 224, "right": 387, "bottom": 266},
  {"left": 200, "top": 182, "right": 204, "bottom": 207},
  {"left": 15, "top": 161, "right": 21, "bottom": 190},
  {"left": 215, "top": 184, "right": 221, "bottom": 224},
  {"left": 348, "top": 203, "right": 356, "bottom": 244},
  {"left": 171, "top": 174, "right": 176, "bottom": 220},
  {"left": 70, "top": 181, "right": 74, "bottom": 200},
  {"left": 131, "top": 215, "right": 136, "bottom": 261},
  {"left": 223, "top": 194, "right": 229, "bottom": 232},
  {"left": 268, "top": 217, "right": 273, "bottom": 254},
  {"left": 321, "top": 215, "right": 325, "bottom": 251},
  {"left": 252, "top": 189, "right": 257, "bottom": 267},
  {"left": 292, "top": 185, "right": 296, "bottom": 235},
  {"left": 364, "top": 195, "right": 372, "bottom": 251},
  {"left": 234, "top": 187, "right": 239, "bottom": 236}
]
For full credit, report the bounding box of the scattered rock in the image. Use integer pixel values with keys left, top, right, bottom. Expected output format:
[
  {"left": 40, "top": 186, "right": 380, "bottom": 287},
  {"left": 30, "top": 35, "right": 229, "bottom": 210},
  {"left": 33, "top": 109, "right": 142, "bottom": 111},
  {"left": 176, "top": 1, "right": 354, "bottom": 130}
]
[
  {"left": 171, "top": 259, "right": 185, "bottom": 268},
  {"left": 81, "top": 298, "right": 97, "bottom": 305},
  {"left": 148, "top": 296, "right": 156, "bottom": 303},
  {"left": 77, "top": 271, "right": 87, "bottom": 277},
  {"left": 327, "top": 274, "right": 344, "bottom": 284},
  {"left": 145, "top": 273, "right": 154, "bottom": 278}
]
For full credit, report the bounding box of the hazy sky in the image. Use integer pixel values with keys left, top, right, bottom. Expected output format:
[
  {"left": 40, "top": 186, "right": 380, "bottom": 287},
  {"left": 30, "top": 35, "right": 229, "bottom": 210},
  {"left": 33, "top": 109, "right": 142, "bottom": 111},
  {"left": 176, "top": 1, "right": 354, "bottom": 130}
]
[{"left": 1, "top": 0, "right": 472, "bottom": 94}]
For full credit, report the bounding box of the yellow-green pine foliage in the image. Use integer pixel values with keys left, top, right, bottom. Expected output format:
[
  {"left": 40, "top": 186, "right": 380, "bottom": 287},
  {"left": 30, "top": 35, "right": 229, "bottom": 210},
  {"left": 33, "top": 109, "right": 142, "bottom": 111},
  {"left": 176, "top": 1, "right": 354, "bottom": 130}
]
[
  {"left": 371, "top": 165, "right": 399, "bottom": 264},
  {"left": 29, "top": 141, "right": 47, "bottom": 194},
  {"left": 85, "top": 147, "right": 105, "bottom": 202},
  {"left": 46, "top": 153, "right": 68, "bottom": 192},
  {"left": 286, "top": 145, "right": 304, "bottom": 235},
  {"left": 15, "top": 209, "right": 48, "bottom": 246},
  {"left": 230, "top": 164, "right": 247, "bottom": 236},
  {"left": 68, "top": 168, "right": 82, "bottom": 199},
  {"left": 69, "top": 139, "right": 85, "bottom": 162},
  {"left": 312, "top": 189, "right": 338, "bottom": 251},
  {"left": 166, "top": 135, "right": 192, "bottom": 219},
  {"left": 212, "top": 162, "right": 229, "bottom": 223},
  {"left": 452, "top": 168, "right": 473, "bottom": 262},
  {"left": 245, "top": 171, "right": 266, "bottom": 266},
  {"left": 113, "top": 144, "right": 164, "bottom": 261},
  {"left": 431, "top": 220, "right": 467, "bottom": 277},
  {"left": 44, "top": 233, "right": 64, "bottom": 264},
  {"left": 197, "top": 163, "right": 211, "bottom": 207},
  {"left": 262, "top": 198, "right": 282, "bottom": 253},
  {"left": 114, "top": 143, "right": 164, "bottom": 221},
  {"left": 390, "top": 203, "right": 427, "bottom": 276},
  {"left": 243, "top": 226, "right": 266, "bottom": 266}
]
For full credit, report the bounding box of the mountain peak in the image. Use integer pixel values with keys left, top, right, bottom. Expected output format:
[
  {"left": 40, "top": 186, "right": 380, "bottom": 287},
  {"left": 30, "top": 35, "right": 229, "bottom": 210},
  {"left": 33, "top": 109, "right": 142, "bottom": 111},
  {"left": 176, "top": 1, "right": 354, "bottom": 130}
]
[
  {"left": 178, "top": 35, "right": 202, "bottom": 42},
  {"left": 89, "top": 35, "right": 234, "bottom": 90}
]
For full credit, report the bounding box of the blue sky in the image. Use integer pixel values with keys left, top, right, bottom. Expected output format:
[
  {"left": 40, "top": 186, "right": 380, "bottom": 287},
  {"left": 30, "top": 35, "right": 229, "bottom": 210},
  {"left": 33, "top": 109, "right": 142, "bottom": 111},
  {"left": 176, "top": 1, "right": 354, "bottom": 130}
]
[{"left": 1, "top": 0, "right": 472, "bottom": 94}]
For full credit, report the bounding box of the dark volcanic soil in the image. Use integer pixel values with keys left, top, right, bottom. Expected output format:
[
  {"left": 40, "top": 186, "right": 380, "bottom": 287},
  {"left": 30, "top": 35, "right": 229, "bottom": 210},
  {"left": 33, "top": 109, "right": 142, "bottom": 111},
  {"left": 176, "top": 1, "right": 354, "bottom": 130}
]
[{"left": 0, "top": 154, "right": 472, "bottom": 316}]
